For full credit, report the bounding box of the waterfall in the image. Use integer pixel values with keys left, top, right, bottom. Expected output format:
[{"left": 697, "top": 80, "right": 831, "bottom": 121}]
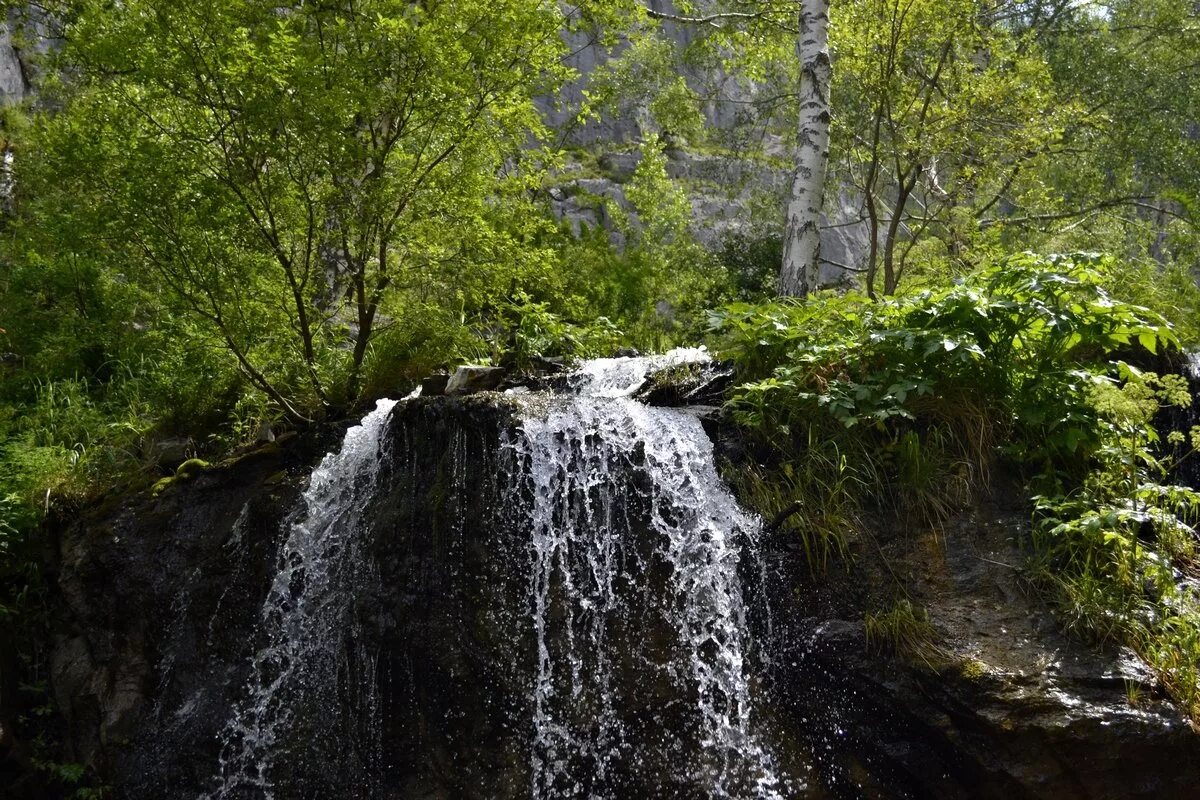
[
  {"left": 202, "top": 351, "right": 794, "bottom": 798},
  {"left": 207, "top": 398, "right": 398, "bottom": 799},
  {"left": 514, "top": 349, "right": 789, "bottom": 799}
]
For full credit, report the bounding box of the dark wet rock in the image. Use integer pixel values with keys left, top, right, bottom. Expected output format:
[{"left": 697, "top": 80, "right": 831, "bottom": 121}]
[
  {"left": 529, "top": 355, "right": 566, "bottom": 373},
  {"left": 761, "top": 497, "right": 1200, "bottom": 799},
  {"left": 445, "top": 365, "right": 507, "bottom": 395},
  {"left": 420, "top": 372, "right": 450, "bottom": 396},
  {"left": 45, "top": 427, "right": 342, "bottom": 796},
  {"left": 41, "top": 394, "right": 1200, "bottom": 800},
  {"left": 636, "top": 360, "right": 735, "bottom": 407}
]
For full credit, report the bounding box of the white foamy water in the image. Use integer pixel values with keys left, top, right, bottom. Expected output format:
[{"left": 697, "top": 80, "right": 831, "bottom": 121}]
[
  {"left": 202, "top": 352, "right": 793, "bottom": 799},
  {"left": 570, "top": 346, "right": 712, "bottom": 397},
  {"left": 515, "top": 352, "right": 789, "bottom": 799},
  {"left": 207, "top": 398, "right": 397, "bottom": 799}
]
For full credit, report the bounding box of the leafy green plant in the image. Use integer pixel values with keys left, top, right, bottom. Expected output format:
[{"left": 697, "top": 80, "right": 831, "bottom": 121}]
[
  {"left": 492, "top": 291, "right": 623, "bottom": 370},
  {"left": 713, "top": 251, "right": 1200, "bottom": 719},
  {"left": 712, "top": 254, "right": 1173, "bottom": 496}
]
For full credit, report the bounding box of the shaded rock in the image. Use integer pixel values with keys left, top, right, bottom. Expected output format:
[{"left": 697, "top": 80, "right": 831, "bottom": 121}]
[
  {"left": 255, "top": 422, "right": 275, "bottom": 444},
  {"left": 445, "top": 365, "right": 507, "bottom": 395},
  {"left": 145, "top": 437, "right": 191, "bottom": 469},
  {"left": 598, "top": 151, "right": 640, "bottom": 182},
  {"left": 529, "top": 355, "right": 566, "bottom": 374},
  {"left": 46, "top": 427, "right": 345, "bottom": 795},
  {"left": 760, "top": 497, "right": 1200, "bottom": 800},
  {"left": 636, "top": 360, "right": 735, "bottom": 407},
  {"left": 420, "top": 372, "right": 450, "bottom": 397}
]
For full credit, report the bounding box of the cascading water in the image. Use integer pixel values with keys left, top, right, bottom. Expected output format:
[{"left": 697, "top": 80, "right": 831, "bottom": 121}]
[
  {"left": 203, "top": 351, "right": 796, "bottom": 799},
  {"left": 208, "top": 399, "right": 397, "bottom": 799},
  {"left": 514, "top": 349, "right": 790, "bottom": 798}
]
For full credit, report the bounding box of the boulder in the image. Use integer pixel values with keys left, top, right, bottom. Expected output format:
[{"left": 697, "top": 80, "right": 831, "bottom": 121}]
[
  {"left": 145, "top": 437, "right": 191, "bottom": 469},
  {"left": 636, "top": 360, "right": 736, "bottom": 407},
  {"left": 420, "top": 372, "right": 450, "bottom": 396},
  {"left": 445, "top": 365, "right": 507, "bottom": 395},
  {"left": 597, "top": 151, "right": 640, "bottom": 182}
]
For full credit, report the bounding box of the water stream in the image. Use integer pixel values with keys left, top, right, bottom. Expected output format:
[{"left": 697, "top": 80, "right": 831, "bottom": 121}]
[
  {"left": 206, "top": 351, "right": 792, "bottom": 798},
  {"left": 515, "top": 350, "right": 786, "bottom": 798},
  {"left": 209, "top": 399, "right": 397, "bottom": 799}
]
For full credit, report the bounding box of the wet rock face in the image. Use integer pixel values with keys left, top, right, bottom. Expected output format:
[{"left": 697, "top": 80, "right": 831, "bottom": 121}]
[
  {"left": 760, "top": 502, "right": 1200, "bottom": 800},
  {"left": 45, "top": 398, "right": 535, "bottom": 798},
  {"left": 48, "top": 434, "right": 335, "bottom": 795},
  {"left": 45, "top": 381, "right": 1200, "bottom": 799},
  {"left": 364, "top": 396, "right": 534, "bottom": 798}
]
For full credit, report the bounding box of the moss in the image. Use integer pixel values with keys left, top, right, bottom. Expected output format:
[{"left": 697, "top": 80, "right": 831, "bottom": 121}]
[
  {"left": 958, "top": 658, "right": 989, "bottom": 681},
  {"left": 150, "top": 458, "right": 212, "bottom": 497},
  {"left": 175, "top": 458, "right": 211, "bottom": 479}
]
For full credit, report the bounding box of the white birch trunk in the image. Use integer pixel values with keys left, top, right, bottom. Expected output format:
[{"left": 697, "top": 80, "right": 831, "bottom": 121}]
[{"left": 778, "top": 0, "right": 831, "bottom": 297}]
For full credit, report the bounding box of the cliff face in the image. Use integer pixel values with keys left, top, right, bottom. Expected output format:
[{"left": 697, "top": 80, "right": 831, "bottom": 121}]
[
  {"left": 40, "top": 383, "right": 1200, "bottom": 800},
  {"left": 540, "top": 2, "right": 869, "bottom": 285},
  {"left": 0, "top": 5, "right": 51, "bottom": 105},
  {"left": 762, "top": 496, "right": 1200, "bottom": 800}
]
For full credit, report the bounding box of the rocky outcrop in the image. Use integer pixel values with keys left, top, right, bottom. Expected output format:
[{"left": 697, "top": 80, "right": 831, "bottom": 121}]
[
  {"left": 444, "top": 365, "right": 508, "bottom": 395},
  {"left": 761, "top": 498, "right": 1200, "bottom": 799},
  {"left": 44, "top": 428, "right": 343, "bottom": 795},
  {"left": 41, "top": 388, "right": 1200, "bottom": 799}
]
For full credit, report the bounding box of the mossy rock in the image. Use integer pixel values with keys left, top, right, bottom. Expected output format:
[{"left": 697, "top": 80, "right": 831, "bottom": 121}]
[
  {"left": 150, "top": 476, "right": 176, "bottom": 496},
  {"left": 175, "top": 458, "right": 211, "bottom": 480},
  {"left": 150, "top": 459, "right": 212, "bottom": 496}
]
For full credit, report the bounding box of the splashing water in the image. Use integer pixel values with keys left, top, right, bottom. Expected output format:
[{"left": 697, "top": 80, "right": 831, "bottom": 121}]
[
  {"left": 207, "top": 398, "right": 398, "bottom": 799},
  {"left": 203, "top": 351, "right": 792, "bottom": 798},
  {"left": 514, "top": 351, "right": 790, "bottom": 799},
  {"left": 570, "top": 346, "right": 712, "bottom": 398}
]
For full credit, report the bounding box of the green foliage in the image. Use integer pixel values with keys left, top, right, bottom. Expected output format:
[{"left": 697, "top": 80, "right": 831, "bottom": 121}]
[
  {"left": 1030, "top": 358, "right": 1200, "bottom": 718},
  {"left": 831, "top": 0, "right": 1072, "bottom": 294},
  {"left": 550, "top": 138, "right": 732, "bottom": 349},
  {"left": 713, "top": 230, "right": 782, "bottom": 302},
  {"left": 714, "top": 253, "right": 1172, "bottom": 477},
  {"left": 1033, "top": 487, "right": 1200, "bottom": 719},
  {"left": 13, "top": 0, "right": 572, "bottom": 415},
  {"left": 715, "top": 251, "right": 1200, "bottom": 718},
  {"left": 710, "top": 251, "right": 1159, "bottom": 536},
  {"left": 585, "top": 31, "right": 704, "bottom": 143},
  {"left": 492, "top": 292, "right": 623, "bottom": 371}
]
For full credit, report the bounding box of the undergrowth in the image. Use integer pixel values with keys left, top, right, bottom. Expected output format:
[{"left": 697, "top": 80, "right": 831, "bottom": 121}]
[{"left": 713, "top": 252, "right": 1200, "bottom": 719}]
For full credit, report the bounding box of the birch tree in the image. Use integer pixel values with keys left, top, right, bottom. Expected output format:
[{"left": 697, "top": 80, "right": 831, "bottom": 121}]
[
  {"left": 626, "top": 1, "right": 831, "bottom": 297},
  {"left": 778, "top": 0, "right": 831, "bottom": 297}
]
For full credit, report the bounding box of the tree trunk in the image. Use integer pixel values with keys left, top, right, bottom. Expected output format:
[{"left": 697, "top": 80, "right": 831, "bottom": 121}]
[{"left": 778, "top": 0, "right": 832, "bottom": 297}]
